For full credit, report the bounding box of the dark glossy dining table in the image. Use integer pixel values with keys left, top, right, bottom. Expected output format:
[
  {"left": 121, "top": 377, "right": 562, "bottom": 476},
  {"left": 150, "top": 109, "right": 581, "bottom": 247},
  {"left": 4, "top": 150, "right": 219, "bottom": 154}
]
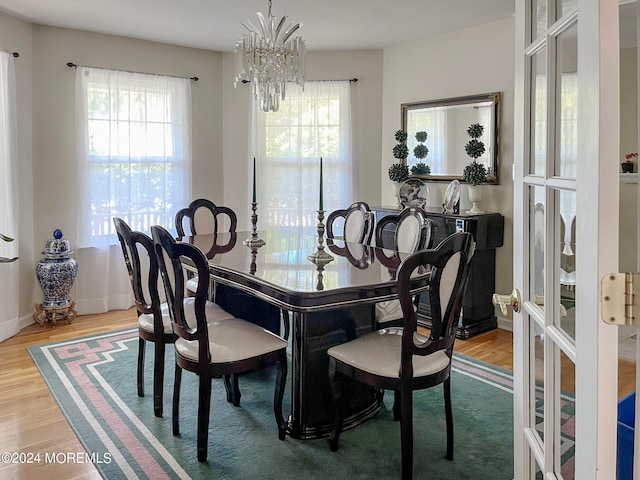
[{"left": 181, "top": 227, "right": 429, "bottom": 439}]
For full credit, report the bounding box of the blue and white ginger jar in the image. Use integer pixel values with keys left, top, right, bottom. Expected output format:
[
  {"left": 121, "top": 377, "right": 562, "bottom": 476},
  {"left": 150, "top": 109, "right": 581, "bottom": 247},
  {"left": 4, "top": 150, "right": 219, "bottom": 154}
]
[{"left": 36, "top": 229, "right": 78, "bottom": 308}]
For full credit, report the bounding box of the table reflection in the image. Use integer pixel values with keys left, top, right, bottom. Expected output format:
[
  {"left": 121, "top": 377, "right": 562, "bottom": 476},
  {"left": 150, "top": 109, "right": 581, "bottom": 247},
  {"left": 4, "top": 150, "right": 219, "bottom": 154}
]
[
  {"left": 187, "top": 231, "right": 237, "bottom": 257},
  {"left": 327, "top": 238, "right": 374, "bottom": 270}
]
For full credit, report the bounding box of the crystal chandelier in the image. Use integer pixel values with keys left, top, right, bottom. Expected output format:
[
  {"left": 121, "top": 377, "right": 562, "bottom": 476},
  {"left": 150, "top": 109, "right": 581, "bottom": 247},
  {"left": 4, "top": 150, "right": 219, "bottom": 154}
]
[{"left": 233, "top": 0, "right": 306, "bottom": 112}]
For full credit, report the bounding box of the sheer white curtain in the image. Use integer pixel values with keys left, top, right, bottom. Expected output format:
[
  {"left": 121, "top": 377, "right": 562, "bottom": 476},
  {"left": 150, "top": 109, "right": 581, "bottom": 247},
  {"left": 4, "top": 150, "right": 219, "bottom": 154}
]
[
  {"left": 533, "top": 72, "right": 577, "bottom": 228},
  {"left": 75, "top": 67, "right": 191, "bottom": 314},
  {"left": 475, "top": 105, "right": 494, "bottom": 175},
  {"left": 0, "top": 52, "right": 19, "bottom": 342},
  {"left": 251, "top": 81, "right": 353, "bottom": 227},
  {"left": 406, "top": 108, "right": 446, "bottom": 173}
]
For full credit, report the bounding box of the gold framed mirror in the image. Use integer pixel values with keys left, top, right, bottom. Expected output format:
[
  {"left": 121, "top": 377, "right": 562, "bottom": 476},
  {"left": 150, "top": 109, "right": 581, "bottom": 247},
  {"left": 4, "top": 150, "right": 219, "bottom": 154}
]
[{"left": 401, "top": 92, "right": 500, "bottom": 184}]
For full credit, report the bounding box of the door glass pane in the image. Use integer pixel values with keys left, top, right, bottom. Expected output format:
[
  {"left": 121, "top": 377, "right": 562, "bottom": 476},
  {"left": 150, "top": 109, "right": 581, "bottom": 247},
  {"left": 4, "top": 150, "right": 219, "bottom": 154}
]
[
  {"left": 530, "top": 186, "right": 545, "bottom": 308},
  {"left": 557, "top": 0, "right": 577, "bottom": 20},
  {"left": 534, "top": 454, "right": 544, "bottom": 480},
  {"left": 531, "top": 320, "right": 545, "bottom": 444},
  {"left": 557, "top": 348, "right": 576, "bottom": 480},
  {"left": 530, "top": 49, "right": 547, "bottom": 176},
  {"left": 557, "top": 190, "right": 576, "bottom": 339},
  {"left": 532, "top": 0, "right": 548, "bottom": 41},
  {"left": 555, "top": 22, "right": 578, "bottom": 178}
]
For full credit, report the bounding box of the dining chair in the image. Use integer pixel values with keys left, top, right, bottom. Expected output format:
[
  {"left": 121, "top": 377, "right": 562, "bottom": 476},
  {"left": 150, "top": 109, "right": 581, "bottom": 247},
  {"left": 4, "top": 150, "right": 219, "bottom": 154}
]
[
  {"left": 327, "top": 232, "right": 475, "bottom": 480},
  {"left": 325, "top": 201, "right": 375, "bottom": 273},
  {"left": 326, "top": 201, "right": 375, "bottom": 244},
  {"left": 176, "top": 199, "right": 283, "bottom": 402},
  {"left": 374, "top": 207, "right": 433, "bottom": 329},
  {"left": 175, "top": 198, "right": 237, "bottom": 237},
  {"left": 175, "top": 198, "right": 238, "bottom": 295},
  {"left": 113, "top": 217, "right": 175, "bottom": 417},
  {"left": 151, "top": 225, "right": 288, "bottom": 462}
]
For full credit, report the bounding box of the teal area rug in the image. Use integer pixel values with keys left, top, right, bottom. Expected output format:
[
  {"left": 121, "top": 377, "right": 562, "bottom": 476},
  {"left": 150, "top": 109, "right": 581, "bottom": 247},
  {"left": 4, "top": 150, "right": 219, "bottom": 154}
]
[{"left": 28, "top": 328, "right": 523, "bottom": 479}]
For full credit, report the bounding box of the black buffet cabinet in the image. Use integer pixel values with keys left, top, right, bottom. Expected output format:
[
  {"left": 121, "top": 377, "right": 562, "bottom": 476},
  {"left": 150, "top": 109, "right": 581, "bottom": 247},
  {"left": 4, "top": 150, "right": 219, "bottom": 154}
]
[{"left": 373, "top": 206, "right": 504, "bottom": 339}]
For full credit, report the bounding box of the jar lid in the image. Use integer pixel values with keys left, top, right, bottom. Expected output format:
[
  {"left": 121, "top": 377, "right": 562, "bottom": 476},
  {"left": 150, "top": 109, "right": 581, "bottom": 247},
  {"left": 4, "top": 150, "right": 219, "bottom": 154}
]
[{"left": 43, "top": 229, "right": 73, "bottom": 256}]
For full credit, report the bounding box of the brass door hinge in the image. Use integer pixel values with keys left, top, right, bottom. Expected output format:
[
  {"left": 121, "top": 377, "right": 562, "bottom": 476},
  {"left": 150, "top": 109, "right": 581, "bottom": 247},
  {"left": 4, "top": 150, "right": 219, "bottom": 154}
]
[{"left": 601, "top": 273, "right": 640, "bottom": 326}]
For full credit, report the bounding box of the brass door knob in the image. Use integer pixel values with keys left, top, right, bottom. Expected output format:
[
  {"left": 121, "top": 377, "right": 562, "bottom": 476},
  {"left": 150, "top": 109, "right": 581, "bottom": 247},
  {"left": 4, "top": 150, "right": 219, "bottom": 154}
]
[{"left": 492, "top": 289, "right": 522, "bottom": 316}]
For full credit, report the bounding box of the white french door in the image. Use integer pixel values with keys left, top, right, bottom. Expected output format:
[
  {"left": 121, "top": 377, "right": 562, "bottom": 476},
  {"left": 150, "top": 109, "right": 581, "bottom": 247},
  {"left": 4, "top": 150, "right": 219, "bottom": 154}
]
[{"left": 512, "top": 0, "right": 620, "bottom": 479}]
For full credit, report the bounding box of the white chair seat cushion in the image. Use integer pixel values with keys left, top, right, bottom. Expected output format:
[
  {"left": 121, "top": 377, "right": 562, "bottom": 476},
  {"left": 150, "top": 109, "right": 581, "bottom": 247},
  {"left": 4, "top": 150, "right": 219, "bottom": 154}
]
[
  {"left": 375, "top": 295, "right": 419, "bottom": 324},
  {"left": 138, "top": 299, "right": 235, "bottom": 334},
  {"left": 375, "top": 300, "right": 403, "bottom": 324},
  {"left": 327, "top": 330, "right": 450, "bottom": 379},
  {"left": 185, "top": 276, "right": 199, "bottom": 293},
  {"left": 138, "top": 302, "right": 173, "bottom": 334},
  {"left": 175, "top": 318, "right": 288, "bottom": 363},
  {"left": 182, "top": 297, "right": 236, "bottom": 328}
]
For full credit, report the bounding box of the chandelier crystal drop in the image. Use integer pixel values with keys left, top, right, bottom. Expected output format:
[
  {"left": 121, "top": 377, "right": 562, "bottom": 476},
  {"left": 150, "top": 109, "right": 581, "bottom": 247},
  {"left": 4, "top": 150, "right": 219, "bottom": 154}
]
[{"left": 233, "top": 0, "right": 306, "bottom": 112}]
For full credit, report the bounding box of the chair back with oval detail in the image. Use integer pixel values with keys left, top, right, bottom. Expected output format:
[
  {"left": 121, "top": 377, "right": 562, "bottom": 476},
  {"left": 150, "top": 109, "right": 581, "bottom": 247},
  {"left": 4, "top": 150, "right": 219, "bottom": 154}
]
[
  {"left": 113, "top": 217, "right": 174, "bottom": 418},
  {"left": 326, "top": 201, "right": 374, "bottom": 244},
  {"left": 327, "top": 232, "right": 475, "bottom": 480},
  {"left": 151, "top": 225, "right": 288, "bottom": 463},
  {"left": 175, "top": 198, "right": 237, "bottom": 238},
  {"left": 175, "top": 198, "right": 238, "bottom": 296},
  {"left": 373, "top": 207, "right": 433, "bottom": 328}
]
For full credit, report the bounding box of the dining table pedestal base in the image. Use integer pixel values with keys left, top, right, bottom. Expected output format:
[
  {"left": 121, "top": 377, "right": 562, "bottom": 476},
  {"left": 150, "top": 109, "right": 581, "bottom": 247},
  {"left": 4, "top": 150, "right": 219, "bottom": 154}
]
[{"left": 286, "top": 304, "right": 381, "bottom": 440}]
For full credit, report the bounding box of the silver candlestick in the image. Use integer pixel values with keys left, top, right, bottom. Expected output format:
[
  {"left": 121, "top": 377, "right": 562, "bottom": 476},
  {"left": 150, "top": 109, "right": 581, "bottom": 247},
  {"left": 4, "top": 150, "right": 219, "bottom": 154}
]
[
  {"left": 307, "top": 210, "right": 334, "bottom": 267},
  {"left": 243, "top": 202, "right": 266, "bottom": 247}
]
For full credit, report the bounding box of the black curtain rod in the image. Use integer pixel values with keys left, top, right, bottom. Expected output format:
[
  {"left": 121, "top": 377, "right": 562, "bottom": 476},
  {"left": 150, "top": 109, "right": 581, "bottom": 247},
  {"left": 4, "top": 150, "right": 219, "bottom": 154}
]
[
  {"left": 12, "top": 52, "right": 19, "bottom": 58},
  {"left": 241, "top": 77, "right": 358, "bottom": 84},
  {"left": 66, "top": 62, "right": 198, "bottom": 81}
]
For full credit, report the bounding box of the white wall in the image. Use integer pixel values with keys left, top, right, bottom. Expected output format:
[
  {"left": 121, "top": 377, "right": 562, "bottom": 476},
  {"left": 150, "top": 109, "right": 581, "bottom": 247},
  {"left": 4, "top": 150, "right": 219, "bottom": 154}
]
[
  {"left": 221, "top": 50, "right": 384, "bottom": 229},
  {"left": 0, "top": 10, "right": 517, "bottom": 331},
  {"left": 382, "top": 17, "right": 516, "bottom": 323}
]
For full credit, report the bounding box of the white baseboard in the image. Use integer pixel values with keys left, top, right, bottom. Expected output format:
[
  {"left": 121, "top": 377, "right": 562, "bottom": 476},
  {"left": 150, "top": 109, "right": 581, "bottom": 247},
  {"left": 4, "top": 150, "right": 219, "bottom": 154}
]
[
  {"left": 19, "top": 313, "right": 36, "bottom": 330},
  {"left": 496, "top": 316, "right": 512, "bottom": 332}
]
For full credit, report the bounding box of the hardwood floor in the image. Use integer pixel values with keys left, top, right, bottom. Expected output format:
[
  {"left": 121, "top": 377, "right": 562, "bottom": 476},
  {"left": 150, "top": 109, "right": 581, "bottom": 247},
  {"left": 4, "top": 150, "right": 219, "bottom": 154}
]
[
  {"left": 0, "top": 310, "right": 635, "bottom": 478},
  {"left": 0, "top": 310, "right": 135, "bottom": 480},
  {"left": 453, "top": 327, "right": 636, "bottom": 399}
]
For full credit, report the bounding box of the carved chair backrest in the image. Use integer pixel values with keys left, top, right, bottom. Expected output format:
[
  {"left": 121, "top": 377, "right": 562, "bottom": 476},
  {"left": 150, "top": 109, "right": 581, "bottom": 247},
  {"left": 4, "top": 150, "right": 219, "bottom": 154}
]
[{"left": 175, "top": 198, "right": 238, "bottom": 237}]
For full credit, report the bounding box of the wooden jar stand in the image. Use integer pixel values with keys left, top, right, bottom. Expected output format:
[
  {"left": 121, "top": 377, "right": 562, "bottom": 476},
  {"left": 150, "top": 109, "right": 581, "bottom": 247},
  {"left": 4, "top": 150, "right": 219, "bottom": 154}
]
[{"left": 34, "top": 302, "right": 77, "bottom": 327}]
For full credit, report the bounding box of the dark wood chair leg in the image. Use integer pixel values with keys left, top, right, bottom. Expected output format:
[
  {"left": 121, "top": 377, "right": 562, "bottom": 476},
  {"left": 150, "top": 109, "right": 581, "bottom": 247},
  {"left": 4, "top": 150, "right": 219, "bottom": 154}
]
[
  {"left": 400, "top": 382, "right": 414, "bottom": 480},
  {"left": 153, "top": 341, "right": 165, "bottom": 417},
  {"left": 328, "top": 359, "right": 343, "bottom": 452},
  {"left": 375, "top": 387, "right": 385, "bottom": 403},
  {"left": 137, "top": 337, "right": 145, "bottom": 397},
  {"left": 223, "top": 374, "right": 241, "bottom": 406},
  {"left": 274, "top": 349, "right": 288, "bottom": 440},
  {"left": 444, "top": 377, "right": 454, "bottom": 461},
  {"left": 231, "top": 374, "right": 241, "bottom": 407},
  {"left": 393, "top": 390, "right": 401, "bottom": 421},
  {"left": 173, "top": 364, "right": 182, "bottom": 436},
  {"left": 223, "top": 375, "right": 232, "bottom": 403},
  {"left": 197, "top": 375, "right": 213, "bottom": 462}
]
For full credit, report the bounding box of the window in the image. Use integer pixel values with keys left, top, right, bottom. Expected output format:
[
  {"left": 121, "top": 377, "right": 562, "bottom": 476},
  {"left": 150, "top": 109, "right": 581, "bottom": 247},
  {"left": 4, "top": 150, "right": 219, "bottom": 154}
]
[
  {"left": 406, "top": 108, "right": 447, "bottom": 174},
  {"left": 76, "top": 67, "right": 191, "bottom": 247},
  {"left": 251, "top": 81, "right": 353, "bottom": 227}
]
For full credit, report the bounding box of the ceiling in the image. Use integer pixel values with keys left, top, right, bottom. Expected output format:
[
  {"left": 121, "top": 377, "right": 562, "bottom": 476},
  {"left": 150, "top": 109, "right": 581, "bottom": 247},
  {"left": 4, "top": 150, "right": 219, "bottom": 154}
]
[
  {"left": 0, "top": 0, "right": 517, "bottom": 52},
  {"left": 0, "top": 1, "right": 634, "bottom": 52}
]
